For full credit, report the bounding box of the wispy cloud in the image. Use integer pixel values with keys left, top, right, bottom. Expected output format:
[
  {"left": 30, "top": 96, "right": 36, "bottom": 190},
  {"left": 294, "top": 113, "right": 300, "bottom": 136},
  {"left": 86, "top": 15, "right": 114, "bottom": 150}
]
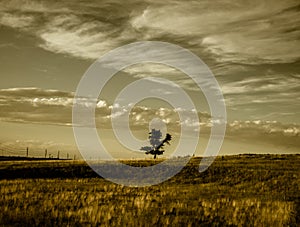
[
  {"left": 0, "top": 0, "right": 299, "bottom": 125},
  {"left": 131, "top": 0, "right": 300, "bottom": 64},
  {"left": 38, "top": 14, "right": 124, "bottom": 59},
  {"left": 222, "top": 74, "right": 300, "bottom": 95},
  {"left": 0, "top": 12, "right": 35, "bottom": 28},
  {"left": 0, "top": 0, "right": 298, "bottom": 63}
]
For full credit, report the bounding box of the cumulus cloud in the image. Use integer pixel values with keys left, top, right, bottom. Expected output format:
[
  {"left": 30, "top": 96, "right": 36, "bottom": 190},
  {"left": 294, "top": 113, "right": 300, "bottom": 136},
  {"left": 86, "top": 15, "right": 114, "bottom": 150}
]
[
  {"left": 0, "top": 87, "right": 299, "bottom": 149},
  {"left": 227, "top": 120, "right": 300, "bottom": 149},
  {"left": 0, "top": 87, "right": 73, "bottom": 126},
  {"left": 228, "top": 120, "right": 299, "bottom": 136},
  {"left": 0, "top": 87, "right": 210, "bottom": 129}
]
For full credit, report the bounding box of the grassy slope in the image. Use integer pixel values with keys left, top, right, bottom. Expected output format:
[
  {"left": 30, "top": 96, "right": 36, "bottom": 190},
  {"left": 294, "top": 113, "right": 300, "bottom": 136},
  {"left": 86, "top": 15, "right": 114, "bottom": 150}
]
[{"left": 0, "top": 154, "right": 299, "bottom": 226}]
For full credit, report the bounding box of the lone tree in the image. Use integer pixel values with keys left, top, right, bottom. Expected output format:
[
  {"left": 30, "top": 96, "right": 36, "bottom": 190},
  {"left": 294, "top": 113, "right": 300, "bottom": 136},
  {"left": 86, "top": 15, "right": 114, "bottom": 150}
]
[{"left": 140, "top": 129, "right": 172, "bottom": 159}]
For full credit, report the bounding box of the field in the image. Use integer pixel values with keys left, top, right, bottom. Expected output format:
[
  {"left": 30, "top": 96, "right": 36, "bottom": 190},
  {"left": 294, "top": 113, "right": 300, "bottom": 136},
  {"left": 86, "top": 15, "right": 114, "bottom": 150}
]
[{"left": 0, "top": 154, "right": 299, "bottom": 226}]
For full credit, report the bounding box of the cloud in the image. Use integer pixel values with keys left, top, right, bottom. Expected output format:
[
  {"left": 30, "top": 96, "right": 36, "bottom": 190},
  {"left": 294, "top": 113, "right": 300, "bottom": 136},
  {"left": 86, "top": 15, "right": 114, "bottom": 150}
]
[
  {"left": 96, "top": 100, "right": 107, "bottom": 108},
  {"left": 122, "top": 63, "right": 210, "bottom": 92},
  {"left": 0, "top": 1, "right": 299, "bottom": 134},
  {"left": 0, "top": 87, "right": 299, "bottom": 150},
  {"left": 0, "top": 0, "right": 298, "bottom": 64},
  {"left": 131, "top": 0, "right": 300, "bottom": 64},
  {"left": 0, "top": 0, "right": 70, "bottom": 14},
  {"left": 0, "top": 13, "right": 35, "bottom": 28},
  {"left": 227, "top": 120, "right": 300, "bottom": 148},
  {"left": 0, "top": 1, "right": 298, "bottom": 87},
  {"left": 221, "top": 74, "right": 300, "bottom": 119},
  {"left": 0, "top": 87, "right": 75, "bottom": 126},
  {"left": 0, "top": 87, "right": 210, "bottom": 129},
  {"left": 0, "top": 87, "right": 74, "bottom": 99},
  {"left": 38, "top": 14, "right": 124, "bottom": 59},
  {"left": 0, "top": 1, "right": 138, "bottom": 59},
  {"left": 222, "top": 74, "right": 300, "bottom": 95}
]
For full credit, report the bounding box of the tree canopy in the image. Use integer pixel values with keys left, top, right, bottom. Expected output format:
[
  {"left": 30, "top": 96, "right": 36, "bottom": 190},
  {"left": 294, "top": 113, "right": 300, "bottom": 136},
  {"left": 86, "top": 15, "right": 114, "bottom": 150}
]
[{"left": 140, "top": 129, "right": 172, "bottom": 159}]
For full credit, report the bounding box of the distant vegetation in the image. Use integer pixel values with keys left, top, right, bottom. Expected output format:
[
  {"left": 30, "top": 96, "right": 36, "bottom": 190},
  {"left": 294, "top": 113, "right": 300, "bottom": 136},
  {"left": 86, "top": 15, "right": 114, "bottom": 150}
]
[{"left": 0, "top": 154, "right": 299, "bottom": 226}]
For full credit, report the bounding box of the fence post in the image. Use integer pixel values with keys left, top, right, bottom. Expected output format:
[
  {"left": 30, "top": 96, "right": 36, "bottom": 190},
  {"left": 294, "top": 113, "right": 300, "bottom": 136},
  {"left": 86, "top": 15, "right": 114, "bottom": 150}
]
[
  {"left": 45, "top": 149, "right": 47, "bottom": 158},
  {"left": 26, "top": 147, "right": 29, "bottom": 157},
  {"left": 57, "top": 150, "right": 60, "bottom": 159}
]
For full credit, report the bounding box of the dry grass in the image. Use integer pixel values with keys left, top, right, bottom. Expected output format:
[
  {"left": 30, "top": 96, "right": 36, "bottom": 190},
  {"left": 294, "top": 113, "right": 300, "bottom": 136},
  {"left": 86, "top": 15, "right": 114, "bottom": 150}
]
[{"left": 0, "top": 154, "right": 299, "bottom": 226}]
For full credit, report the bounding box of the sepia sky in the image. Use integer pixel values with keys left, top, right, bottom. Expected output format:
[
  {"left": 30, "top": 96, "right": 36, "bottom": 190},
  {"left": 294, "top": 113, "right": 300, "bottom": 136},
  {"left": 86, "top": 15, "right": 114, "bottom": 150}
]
[{"left": 0, "top": 0, "right": 299, "bottom": 158}]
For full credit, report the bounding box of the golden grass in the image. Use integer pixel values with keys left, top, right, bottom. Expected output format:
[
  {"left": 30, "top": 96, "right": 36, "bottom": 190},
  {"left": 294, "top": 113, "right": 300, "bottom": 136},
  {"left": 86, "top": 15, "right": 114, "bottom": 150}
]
[{"left": 0, "top": 154, "right": 299, "bottom": 226}]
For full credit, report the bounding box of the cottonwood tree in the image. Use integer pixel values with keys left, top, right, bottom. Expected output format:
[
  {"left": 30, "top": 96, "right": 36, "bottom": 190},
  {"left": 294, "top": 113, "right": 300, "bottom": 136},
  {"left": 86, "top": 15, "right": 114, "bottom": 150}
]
[{"left": 140, "top": 129, "right": 172, "bottom": 159}]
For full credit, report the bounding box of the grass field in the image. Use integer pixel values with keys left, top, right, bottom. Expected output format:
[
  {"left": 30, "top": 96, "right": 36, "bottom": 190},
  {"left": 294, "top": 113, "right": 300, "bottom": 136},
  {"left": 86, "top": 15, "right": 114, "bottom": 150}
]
[{"left": 0, "top": 154, "right": 299, "bottom": 226}]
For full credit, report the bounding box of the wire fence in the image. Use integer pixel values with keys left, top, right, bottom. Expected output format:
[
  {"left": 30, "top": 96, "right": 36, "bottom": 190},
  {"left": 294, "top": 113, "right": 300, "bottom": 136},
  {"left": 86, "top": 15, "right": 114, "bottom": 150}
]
[{"left": 0, "top": 144, "right": 74, "bottom": 160}]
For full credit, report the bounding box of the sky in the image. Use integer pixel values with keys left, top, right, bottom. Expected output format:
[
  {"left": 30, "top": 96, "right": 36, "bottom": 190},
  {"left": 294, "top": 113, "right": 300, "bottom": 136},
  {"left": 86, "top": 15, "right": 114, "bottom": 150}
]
[{"left": 0, "top": 0, "right": 299, "bottom": 159}]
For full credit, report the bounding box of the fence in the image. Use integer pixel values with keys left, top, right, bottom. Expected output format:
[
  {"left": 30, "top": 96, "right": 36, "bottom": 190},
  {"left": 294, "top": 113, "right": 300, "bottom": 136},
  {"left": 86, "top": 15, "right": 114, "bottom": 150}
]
[{"left": 0, "top": 144, "right": 75, "bottom": 160}]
